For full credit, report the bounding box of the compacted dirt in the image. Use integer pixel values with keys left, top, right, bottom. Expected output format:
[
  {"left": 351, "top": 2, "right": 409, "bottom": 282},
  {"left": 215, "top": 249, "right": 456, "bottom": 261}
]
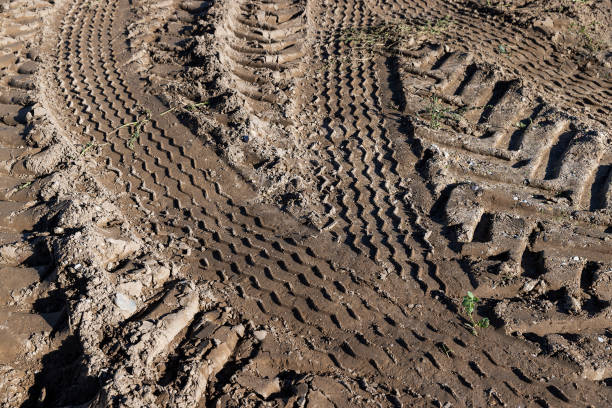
[{"left": 1, "top": 0, "right": 611, "bottom": 407}]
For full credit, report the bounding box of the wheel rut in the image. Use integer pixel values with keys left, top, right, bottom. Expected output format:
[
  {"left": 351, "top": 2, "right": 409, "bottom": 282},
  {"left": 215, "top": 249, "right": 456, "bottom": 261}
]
[
  {"left": 50, "top": 0, "right": 465, "bottom": 403},
  {"left": 375, "top": 9, "right": 612, "bottom": 384},
  {"left": 5, "top": 0, "right": 611, "bottom": 405},
  {"left": 218, "top": 0, "right": 307, "bottom": 119},
  {"left": 0, "top": 0, "right": 73, "bottom": 402}
]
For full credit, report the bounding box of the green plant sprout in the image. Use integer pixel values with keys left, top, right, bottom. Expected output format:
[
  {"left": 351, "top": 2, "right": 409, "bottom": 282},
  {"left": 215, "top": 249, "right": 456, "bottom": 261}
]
[
  {"left": 497, "top": 44, "right": 509, "bottom": 55},
  {"left": 426, "top": 96, "right": 449, "bottom": 129},
  {"left": 437, "top": 343, "right": 453, "bottom": 358},
  {"left": 422, "top": 96, "right": 493, "bottom": 129},
  {"left": 341, "top": 24, "right": 406, "bottom": 56},
  {"left": 17, "top": 181, "right": 32, "bottom": 191},
  {"left": 112, "top": 101, "right": 208, "bottom": 149},
  {"left": 569, "top": 21, "right": 603, "bottom": 53},
  {"left": 462, "top": 291, "right": 490, "bottom": 336},
  {"left": 126, "top": 118, "right": 148, "bottom": 150},
  {"left": 418, "top": 16, "right": 452, "bottom": 36},
  {"left": 424, "top": 96, "right": 460, "bottom": 129},
  {"left": 514, "top": 118, "right": 532, "bottom": 129},
  {"left": 80, "top": 141, "right": 94, "bottom": 155},
  {"left": 112, "top": 111, "right": 150, "bottom": 150},
  {"left": 80, "top": 141, "right": 107, "bottom": 155}
]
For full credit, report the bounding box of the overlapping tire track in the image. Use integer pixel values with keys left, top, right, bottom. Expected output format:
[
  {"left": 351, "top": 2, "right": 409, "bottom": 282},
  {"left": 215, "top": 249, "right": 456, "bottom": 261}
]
[
  {"left": 366, "top": 0, "right": 612, "bottom": 127},
  {"left": 49, "top": 0, "right": 467, "bottom": 403},
  {"left": 237, "top": 0, "right": 611, "bottom": 404},
  {"left": 40, "top": 0, "right": 612, "bottom": 405}
]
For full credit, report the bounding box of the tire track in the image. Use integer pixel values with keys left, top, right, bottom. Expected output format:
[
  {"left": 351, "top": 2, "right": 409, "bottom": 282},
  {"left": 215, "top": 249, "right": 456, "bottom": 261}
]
[
  {"left": 366, "top": 0, "right": 611, "bottom": 126},
  {"left": 0, "top": 0, "right": 86, "bottom": 403},
  {"left": 43, "top": 0, "right": 612, "bottom": 405},
  {"left": 311, "top": 0, "right": 434, "bottom": 287},
  {"left": 296, "top": 0, "right": 610, "bottom": 403},
  {"left": 218, "top": 0, "right": 307, "bottom": 119},
  {"left": 50, "top": 0, "right": 446, "bottom": 397},
  {"left": 378, "top": 29, "right": 612, "bottom": 381}
]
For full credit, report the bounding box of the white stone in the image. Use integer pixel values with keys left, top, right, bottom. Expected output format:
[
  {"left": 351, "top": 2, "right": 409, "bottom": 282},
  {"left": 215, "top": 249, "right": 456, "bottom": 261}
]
[{"left": 115, "top": 292, "right": 137, "bottom": 314}]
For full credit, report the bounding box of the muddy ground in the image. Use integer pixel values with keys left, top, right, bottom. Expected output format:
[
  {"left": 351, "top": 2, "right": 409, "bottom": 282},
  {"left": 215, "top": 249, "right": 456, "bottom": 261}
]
[{"left": 0, "top": 0, "right": 611, "bottom": 407}]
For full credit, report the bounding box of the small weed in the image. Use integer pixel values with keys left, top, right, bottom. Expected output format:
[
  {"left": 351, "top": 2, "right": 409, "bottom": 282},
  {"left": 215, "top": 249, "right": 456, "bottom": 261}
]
[
  {"left": 339, "top": 17, "right": 452, "bottom": 61},
  {"left": 514, "top": 118, "right": 532, "bottom": 129},
  {"left": 496, "top": 44, "right": 510, "bottom": 55},
  {"left": 486, "top": 1, "right": 512, "bottom": 9},
  {"left": 462, "top": 291, "right": 490, "bottom": 336},
  {"left": 421, "top": 96, "right": 491, "bottom": 130},
  {"left": 112, "top": 102, "right": 208, "bottom": 149},
  {"left": 17, "top": 181, "right": 32, "bottom": 191},
  {"left": 127, "top": 124, "right": 143, "bottom": 149},
  {"left": 426, "top": 96, "right": 450, "bottom": 129},
  {"left": 437, "top": 343, "right": 453, "bottom": 358},
  {"left": 423, "top": 96, "right": 462, "bottom": 129},
  {"left": 80, "top": 141, "right": 94, "bottom": 155},
  {"left": 160, "top": 101, "right": 208, "bottom": 116},
  {"left": 79, "top": 141, "right": 107, "bottom": 155},
  {"left": 569, "top": 21, "right": 604, "bottom": 53},
  {"left": 114, "top": 114, "right": 149, "bottom": 150},
  {"left": 341, "top": 23, "right": 408, "bottom": 56},
  {"left": 185, "top": 101, "right": 209, "bottom": 111},
  {"left": 418, "top": 16, "right": 452, "bottom": 36}
]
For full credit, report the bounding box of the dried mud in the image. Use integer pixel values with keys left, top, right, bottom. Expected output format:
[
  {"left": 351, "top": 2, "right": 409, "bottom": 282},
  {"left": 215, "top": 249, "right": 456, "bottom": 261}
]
[{"left": 1, "top": 0, "right": 611, "bottom": 407}]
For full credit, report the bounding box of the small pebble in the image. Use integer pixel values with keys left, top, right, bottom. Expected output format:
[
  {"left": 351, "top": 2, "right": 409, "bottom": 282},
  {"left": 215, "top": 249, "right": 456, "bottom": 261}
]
[
  {"left": 254, "top": 330, "right": 267, "bottom": 341},
  {"left": 115, "top": 292, "right": 137, "bottom": 313}
]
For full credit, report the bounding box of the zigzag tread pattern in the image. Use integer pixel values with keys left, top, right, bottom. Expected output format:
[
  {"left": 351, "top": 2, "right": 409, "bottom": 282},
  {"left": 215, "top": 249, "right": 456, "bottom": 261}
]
[
  {"left": 49, "top": 0, "right": 459, "bottom": 402},
  {"left": 44, "top": 0, "right": 612, "bottom": 405}
]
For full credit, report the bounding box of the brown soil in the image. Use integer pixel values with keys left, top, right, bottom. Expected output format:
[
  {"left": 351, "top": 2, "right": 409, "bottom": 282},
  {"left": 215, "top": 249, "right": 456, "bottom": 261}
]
[{"left": 1, "top": 0, "right": 611, "bottom": 407}]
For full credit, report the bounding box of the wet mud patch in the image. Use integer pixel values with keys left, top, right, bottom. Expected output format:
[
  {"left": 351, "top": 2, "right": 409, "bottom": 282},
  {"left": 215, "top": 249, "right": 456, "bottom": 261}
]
[{"left": 1, "top": 0, "right": 611, "bottom": 406}]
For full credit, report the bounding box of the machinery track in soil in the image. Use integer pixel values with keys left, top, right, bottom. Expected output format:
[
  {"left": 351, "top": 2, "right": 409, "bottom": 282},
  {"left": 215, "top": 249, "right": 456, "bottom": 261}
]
[{"left": 1, "top": 0, "right": 611, "bottom": 406}]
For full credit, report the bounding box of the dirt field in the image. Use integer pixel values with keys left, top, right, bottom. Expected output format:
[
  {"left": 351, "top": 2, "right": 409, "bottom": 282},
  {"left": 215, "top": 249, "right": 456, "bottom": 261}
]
[{"left": 1, "top": 0, "right": 611, "bottom": 406}]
